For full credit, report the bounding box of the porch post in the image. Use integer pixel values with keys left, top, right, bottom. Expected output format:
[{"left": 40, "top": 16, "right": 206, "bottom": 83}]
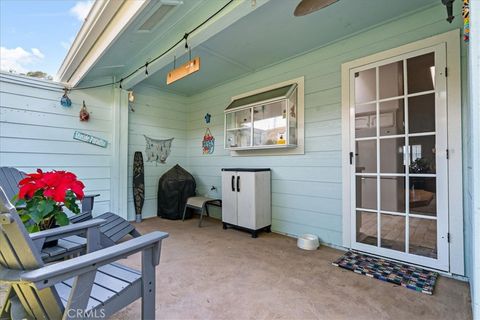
[
  {"left": 469, "top": 0, "right": 480, "bottom": 318},
  {"left": 111, "top": 86, "right": 129, "bottom": 220}
]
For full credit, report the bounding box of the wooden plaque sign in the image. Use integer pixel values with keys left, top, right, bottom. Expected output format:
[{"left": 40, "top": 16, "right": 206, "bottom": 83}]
[{"left": 166, "top": 56, "right": 201, "bottom": 85}]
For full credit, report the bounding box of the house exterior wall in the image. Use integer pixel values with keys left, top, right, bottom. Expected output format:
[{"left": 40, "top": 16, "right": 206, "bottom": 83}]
[
  {"left": 0, "top": 72, "right": 117, "bottom": 216},
  {"left": 126, "top": 85, "right": 188, "bottom": 221},
  {"left": 185, "top": 4, "right": 469, "bottom": 254}
]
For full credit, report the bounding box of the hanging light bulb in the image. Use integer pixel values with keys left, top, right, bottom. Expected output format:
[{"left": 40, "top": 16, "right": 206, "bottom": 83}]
[
  {"left": 128, "top": 91, "right": 135, "bottom": 112},
  {"left": 184, "top": 33, "right": 189, "bottom": 52},
  {"left": 128, "top": 91, "right": 135, "bottom": 102}
]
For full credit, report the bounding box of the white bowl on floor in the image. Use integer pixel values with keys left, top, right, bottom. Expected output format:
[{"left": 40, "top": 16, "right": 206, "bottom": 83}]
[{"left": 297, "top": 234, "right": 320, "bottom": 250}]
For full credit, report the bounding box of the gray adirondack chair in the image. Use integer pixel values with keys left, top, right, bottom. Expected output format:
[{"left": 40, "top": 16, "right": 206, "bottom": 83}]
[
  {"left": 0, "top": 167, "right": 141, "bottom": 253},
  {"left": 0, "top": 187, "right": 168, "bottom": 319}
]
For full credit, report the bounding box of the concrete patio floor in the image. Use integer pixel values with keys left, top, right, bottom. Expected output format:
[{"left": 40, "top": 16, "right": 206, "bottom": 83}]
[
  {"left": 113, "top": 217, "right": 471, "bottom": 320},
  {"left": 0, "top": 216, "right": 471, "bottom": 319}
]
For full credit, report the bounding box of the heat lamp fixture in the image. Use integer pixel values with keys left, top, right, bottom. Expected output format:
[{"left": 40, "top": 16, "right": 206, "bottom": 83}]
[{"left": 166, "top": 35, "right": 201, "bottom": 85}]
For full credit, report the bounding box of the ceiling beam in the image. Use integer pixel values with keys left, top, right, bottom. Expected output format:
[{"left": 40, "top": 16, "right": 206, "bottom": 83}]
[{"left": 121, "top": 0, "right": 272, "bottom": 90}]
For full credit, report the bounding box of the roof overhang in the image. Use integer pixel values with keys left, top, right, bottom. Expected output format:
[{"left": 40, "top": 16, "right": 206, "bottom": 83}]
[
  {"left": 56, "top": 0, "right": 149, "bottom": 85},
  {"left": 56, "top": 0, "right": 273, "bottom": 89}
]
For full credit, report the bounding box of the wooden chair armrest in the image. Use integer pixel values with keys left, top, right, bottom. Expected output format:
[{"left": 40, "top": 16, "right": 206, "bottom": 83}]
[
  {"left": 0, "top": 266, "right": 28, "bottom": 284},
  {"left": 29, "top": 219, "right": 104, "bottom": 242},
  {"left": 21, "top": 231, "right": 169, "bottom": 290}
]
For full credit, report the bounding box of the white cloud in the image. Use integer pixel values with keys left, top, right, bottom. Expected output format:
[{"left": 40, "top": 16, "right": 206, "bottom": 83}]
[
  {"left": 0, "top": 47, "right": 46, "bottom": 73},
  {"left": 70, "top": 1, "right": 93, "bottom": 22},
  {"left": 31, "top": 48, "right": 45, "bottom": 59}
]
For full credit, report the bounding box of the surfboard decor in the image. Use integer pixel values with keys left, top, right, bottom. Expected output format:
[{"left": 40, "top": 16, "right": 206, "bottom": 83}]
[{"left": 133, "top": 151, "right": 145, "bottom": 223}]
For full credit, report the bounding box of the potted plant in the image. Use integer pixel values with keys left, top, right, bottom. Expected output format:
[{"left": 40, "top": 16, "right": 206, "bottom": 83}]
[{"left": 15, "top": 169, "right": 85, "bottom": 246}]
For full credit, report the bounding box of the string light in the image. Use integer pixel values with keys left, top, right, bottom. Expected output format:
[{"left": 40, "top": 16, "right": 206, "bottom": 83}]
[
  {"left": 70, "top": 0, "right": 234, "bottom": 91},
  {"left": 184, "top": 33, "right": 189, "bottom": 51}
]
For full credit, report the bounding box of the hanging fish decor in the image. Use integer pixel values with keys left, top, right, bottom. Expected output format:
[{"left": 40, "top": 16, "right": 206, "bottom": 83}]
[
  {"left": 60, "top": 88, "right": 72, "bottom": 107},
  {"left": 79, "top": 100, "right": 90, "bottom": 122},
  {"left": 202, "top": 128, "right": 215, "bottom": 155}
]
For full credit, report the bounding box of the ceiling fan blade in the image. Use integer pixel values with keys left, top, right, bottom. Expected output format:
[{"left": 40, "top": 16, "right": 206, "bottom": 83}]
[{"left": 294, "top": 0, "right": 338, "bottom": 16}]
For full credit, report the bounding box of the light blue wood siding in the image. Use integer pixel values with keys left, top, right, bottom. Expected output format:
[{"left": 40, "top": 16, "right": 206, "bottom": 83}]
[
  {"left": 0, "top": 72, "right": 115, "bottom": 216},
  {"left": 184, "top": 4, "right": 467, "bottom": 247},
  {"left": 126, "top": 86, "right": 188, "bottom": 220}
]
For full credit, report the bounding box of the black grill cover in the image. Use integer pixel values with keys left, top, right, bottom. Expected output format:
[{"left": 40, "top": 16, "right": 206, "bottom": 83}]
[{"left": 157, "top": 164, "right": 196, "bottom": 219}]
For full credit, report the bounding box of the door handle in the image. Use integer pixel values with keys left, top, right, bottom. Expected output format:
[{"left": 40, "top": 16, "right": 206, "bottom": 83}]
[
  {"left": 231, "top": 175, "right": 235, "bottom": 192},
  {"left": 236, "top": 176, "right": 240, "bottom": 192}
]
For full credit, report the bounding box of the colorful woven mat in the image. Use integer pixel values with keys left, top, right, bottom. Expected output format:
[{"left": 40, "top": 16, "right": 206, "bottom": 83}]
[{"left": 332, "top": 251, "right": 438, "bottom": 295}]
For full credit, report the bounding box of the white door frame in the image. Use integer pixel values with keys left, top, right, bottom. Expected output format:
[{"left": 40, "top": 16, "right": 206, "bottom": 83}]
[{"left": 341, "top": 29, "right": 463, "bottom": 275}]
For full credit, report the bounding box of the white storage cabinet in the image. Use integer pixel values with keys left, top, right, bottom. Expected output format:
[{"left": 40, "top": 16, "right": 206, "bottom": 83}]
[{"left": 221, "top": 168, "right": 271, "bottom": 238}]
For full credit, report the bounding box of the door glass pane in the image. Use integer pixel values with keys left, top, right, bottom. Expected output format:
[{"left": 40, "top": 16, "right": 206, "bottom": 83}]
[
  {"left": 355, "top": 103, "right": 376, "bottom": 138},
  {"left": 356, "top": 176, "right": 377, "bottom": 210},
  {"left": 356, "top": 140, "right": 377, "bottom": 173},
  {"left": 408, "top": 94, "right": 435, "bottom": 134},
  {"left": 380, "top": 137, "right": 405, "bottom": 173},
  {"left": 380, "top": 213, "right": 405, "bottom": 252},
  {"left": 409, "top": 217, "right": 437, "bottom": 258},
  {"left": 356, "top": 211, "right": 377, "bottom": 246},
  {"left": 380, "top": 177, "right": 405, "bottom": 213},
  {"left": 410, "top": 177, "right": 436, "bottom": 217},
  {"left": 253, "top": 101, "right": 287, "bottom": 146},
  {"left": 409, "top": 135, "right": 436, "bottom": 174},
  {"left": 379, "top": 61, "right": 404, "bottom": 99},
  {"left": 379, "top": 99, "right": 404, "bottom": 136},
  {"left": 407, "top": 52, "right": 435, "bottom": 94},
  {"left": 355, "top": 68, "right": 376, "bottom": 104},
  {"left": 225, "top": 109, "right": 252, "bottom": 148}
]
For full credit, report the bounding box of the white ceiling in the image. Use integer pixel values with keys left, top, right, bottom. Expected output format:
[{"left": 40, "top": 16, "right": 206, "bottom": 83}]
[{"left": 80, "top": 0, "right": 441, "bottom": 96}]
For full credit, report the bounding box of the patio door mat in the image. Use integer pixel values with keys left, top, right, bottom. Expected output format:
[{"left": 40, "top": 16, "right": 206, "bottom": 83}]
[{"left": 332, "top": 251, "right": 438, "bottom": 295}]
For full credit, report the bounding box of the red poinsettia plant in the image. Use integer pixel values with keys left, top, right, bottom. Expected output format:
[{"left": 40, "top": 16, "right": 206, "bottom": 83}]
[{"left": 15, "top": 169, "right": 85, "bottom": 233}]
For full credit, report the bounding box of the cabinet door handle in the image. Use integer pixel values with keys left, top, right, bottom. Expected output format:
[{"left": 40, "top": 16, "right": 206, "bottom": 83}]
[
  {"left": 231, "top": 175, "right": 235, "bottom": 192},
  {"left": 237, "top": 176, "right": 240, "bottom": 192}
]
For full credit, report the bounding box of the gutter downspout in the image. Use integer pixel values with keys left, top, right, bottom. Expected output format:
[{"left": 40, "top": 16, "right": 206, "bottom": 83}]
[{"left": 469, "top": 0, "right": 480, "bottom": 318}]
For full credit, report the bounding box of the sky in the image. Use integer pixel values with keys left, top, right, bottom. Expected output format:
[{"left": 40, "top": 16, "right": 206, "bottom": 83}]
[{"left": 0, "top": 0, "right": 93, "bottom": 77}]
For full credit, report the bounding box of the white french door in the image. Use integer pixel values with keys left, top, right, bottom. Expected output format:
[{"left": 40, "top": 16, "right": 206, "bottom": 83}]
[{"left": 349, "top": 43, "right": 449, "bottom": 271}]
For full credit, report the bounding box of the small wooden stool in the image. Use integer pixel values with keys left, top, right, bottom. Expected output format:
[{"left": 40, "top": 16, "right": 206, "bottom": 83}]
[{"left": 182, "top": 196, "right": 222, "bottom": 227}]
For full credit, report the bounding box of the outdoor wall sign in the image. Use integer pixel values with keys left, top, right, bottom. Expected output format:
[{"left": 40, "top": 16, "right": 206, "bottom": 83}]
[
  {"left": 73, "top": 131, "right": 108, "bottom": 148},
  {"left": 144, "top": 135, "right": 174, "bottom": 164}
]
